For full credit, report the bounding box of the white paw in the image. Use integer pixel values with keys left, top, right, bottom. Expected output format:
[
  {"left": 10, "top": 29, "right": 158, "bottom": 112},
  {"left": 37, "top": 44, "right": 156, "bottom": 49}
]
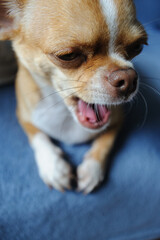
[
  {"left": 38, "top": 153, "right": 72, "bottom": 192},
  {"left": 77, "top": 158, "right": 104, "bottom": 194},
  {"left": 32, "top": 133, "right": 72, "bottom": 192}
]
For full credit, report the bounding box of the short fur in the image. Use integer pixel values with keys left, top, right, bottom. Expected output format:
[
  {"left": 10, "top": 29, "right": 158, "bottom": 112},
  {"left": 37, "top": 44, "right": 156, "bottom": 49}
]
[{"left": 0, "top": 0, "right": 147, "bottom": 193}]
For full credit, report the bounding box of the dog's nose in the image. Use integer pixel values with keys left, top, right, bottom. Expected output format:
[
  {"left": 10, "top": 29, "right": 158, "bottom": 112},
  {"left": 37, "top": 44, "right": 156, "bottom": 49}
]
[{"left": 108, "top": 68, "right": 138, "bottom": 96}]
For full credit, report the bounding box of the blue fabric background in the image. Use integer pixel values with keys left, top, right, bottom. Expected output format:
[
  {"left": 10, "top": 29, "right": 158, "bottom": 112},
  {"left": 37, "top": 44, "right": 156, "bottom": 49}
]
[{"left": 0, "top": 1, "right": 160, "bottom": 240}]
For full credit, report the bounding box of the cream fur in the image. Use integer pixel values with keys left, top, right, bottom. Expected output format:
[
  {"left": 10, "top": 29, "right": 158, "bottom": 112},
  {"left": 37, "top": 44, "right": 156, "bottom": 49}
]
[{"left": 0, "top": 0, "right": 147, "bottom": 193}]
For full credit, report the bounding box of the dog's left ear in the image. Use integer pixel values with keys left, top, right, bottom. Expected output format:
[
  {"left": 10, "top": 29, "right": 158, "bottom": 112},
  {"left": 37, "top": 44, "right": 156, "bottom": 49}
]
[{"left": 0, "top": 0, "right": 23, "bottom": 40}]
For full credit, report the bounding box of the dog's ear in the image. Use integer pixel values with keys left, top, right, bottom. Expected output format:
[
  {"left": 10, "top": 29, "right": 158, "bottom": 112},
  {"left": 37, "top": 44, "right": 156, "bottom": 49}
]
[{"left": 0, "top": 0, "right": 23, "bottom": 40}]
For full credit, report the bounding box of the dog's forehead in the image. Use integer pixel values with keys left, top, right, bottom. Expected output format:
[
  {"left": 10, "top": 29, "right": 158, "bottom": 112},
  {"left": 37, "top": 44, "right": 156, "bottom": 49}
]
[
  {"left": 100, "top": 0, "right": 136, "bottom": 32},
  {"left": 23, "top": 0, "right": 137, "bottom": 51}
]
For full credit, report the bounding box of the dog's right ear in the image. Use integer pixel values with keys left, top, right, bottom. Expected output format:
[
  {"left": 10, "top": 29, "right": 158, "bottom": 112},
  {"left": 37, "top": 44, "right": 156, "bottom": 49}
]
[{"left": 0, "top": 0, "right": 23, "bottom": 40}]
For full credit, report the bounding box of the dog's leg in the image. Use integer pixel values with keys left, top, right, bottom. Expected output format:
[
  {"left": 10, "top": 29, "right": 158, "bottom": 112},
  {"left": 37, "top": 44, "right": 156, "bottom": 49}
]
[
  {"left": 77, "top": 124, "right": 121, "bottom": 194},
  {"left": 21, "top": 122, "right": 72, "bottom": 191},
  {"left": 16, "top": 64, "right": 72, "bottom": 191},
  {"left": 31, "top": 130, "right": 72, "bottom": 191}
]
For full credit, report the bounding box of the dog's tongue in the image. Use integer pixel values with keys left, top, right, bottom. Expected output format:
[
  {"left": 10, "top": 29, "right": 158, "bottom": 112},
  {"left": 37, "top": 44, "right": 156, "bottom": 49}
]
[
  {"left": 77, "top": 99, "right": 110, "bottom": 129},
  {"left": 78, "top": 100, "right": 97, "bottom": 123}
]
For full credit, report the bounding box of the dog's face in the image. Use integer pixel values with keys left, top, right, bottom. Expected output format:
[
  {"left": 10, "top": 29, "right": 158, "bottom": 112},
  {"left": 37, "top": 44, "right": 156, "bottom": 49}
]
[{"left": 0, "top": 0, "right": 147, "bottom": 130}]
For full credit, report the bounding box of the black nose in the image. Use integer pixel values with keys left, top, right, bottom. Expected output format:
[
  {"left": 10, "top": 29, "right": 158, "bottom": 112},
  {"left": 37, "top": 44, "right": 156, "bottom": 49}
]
[{"left": 108, "top": 68, "right": 138, "bottom": 96}]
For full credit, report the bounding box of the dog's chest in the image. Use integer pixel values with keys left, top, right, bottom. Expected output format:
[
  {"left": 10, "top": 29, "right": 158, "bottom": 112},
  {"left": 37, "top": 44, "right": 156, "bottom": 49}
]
[{"left": 31, "top": 87, "right": 97, "bottom": 144}]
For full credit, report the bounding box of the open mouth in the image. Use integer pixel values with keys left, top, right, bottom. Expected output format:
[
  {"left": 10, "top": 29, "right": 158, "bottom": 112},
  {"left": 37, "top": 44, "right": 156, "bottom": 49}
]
[{"left": 76, "top": 99, "right": 111, "bottom": 129}]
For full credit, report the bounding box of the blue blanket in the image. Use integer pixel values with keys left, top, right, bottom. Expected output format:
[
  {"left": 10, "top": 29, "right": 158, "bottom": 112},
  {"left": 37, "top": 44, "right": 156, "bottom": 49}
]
[{"left": 0, "top": 1, "right": 160, "bottom": 240}]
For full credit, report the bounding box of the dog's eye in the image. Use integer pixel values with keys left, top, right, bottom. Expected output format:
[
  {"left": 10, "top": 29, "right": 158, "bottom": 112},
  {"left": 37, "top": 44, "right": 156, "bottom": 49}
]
[
  {"left": 57, "top": 52, "right": 80, "bottom": 61},
  {"left": 132, "top": 43, "right": 143, "bottom": 54},
  {"left": 48, "top": 49, "right": 86, "bottom": 69},
  {"left": 126, "top": 42, "right": 144, "bottom": 59}
]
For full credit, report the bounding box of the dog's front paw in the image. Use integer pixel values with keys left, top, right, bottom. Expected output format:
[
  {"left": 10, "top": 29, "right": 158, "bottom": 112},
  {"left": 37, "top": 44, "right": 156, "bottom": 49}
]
[
  {"left": 77, "top": 158, "right": 104, "bottom": 194},
  {"left": 32, "top": 133, "right": 72, "bottom": 192},
  {"left": 36, "top": 151, "right": 72, "bottom": 192},
  {"left": 40, "top": 157, "right": 72, "bottom": 192}
]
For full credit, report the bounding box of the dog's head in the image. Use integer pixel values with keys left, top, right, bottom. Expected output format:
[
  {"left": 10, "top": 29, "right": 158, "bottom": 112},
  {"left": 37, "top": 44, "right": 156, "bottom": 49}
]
[{"left": 0, "top": 0, "right": 147, "bottom": 130}]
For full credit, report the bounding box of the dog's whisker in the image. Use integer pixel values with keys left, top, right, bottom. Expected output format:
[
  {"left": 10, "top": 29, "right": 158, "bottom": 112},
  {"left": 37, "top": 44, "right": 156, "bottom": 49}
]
[
  {"left": 133, "top": 94, "right": 139, "bottom": 107},
  {"left": 143, "top": 17, "right": 160, "bottom": 26},
  {"left": 124, "top": 92, "right": 138, "bottom": 117},
  {"left": 77, "top": 68, "right": 96, "bottom": 83},
  {"left": 138, "top": 91, "right": 148, "bottom": 128},
  {"left": 39, "top": 86, "right": 81, "bottom": 103},
  {"left": 68, "top": 80, "right": 86, "bottom": 83},
  {"left": 25, "top": 80, "right": 86, "bottom": 96},
  {"left": 140, "top": 82, "right": 160, "bottom": 97},
  {"left": 141, "top": 76, "right": 160, "bottom": 81},
  {"left": 41, "top": 89, "right": 82, "bottom": 115},
  {"left": 124, "top": 101, "right": 133, "bottom": 117}
]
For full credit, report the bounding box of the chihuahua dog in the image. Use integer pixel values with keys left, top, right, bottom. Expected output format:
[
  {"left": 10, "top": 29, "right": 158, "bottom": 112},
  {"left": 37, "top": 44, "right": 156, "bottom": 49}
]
[{"left": 0, "top": 0, "right": 147, "bottom": 193}]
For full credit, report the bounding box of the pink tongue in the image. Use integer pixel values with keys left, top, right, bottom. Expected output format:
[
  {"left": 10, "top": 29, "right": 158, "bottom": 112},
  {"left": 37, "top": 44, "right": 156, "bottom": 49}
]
[{"left": 78, "top": 100, "right": 108, "bottom": 123}]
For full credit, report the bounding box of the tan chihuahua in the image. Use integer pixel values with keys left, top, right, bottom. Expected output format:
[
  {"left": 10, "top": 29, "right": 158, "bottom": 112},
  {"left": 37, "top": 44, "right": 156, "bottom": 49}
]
[{"left": 0, "top": 0, "right": 147, "bottom": 193}]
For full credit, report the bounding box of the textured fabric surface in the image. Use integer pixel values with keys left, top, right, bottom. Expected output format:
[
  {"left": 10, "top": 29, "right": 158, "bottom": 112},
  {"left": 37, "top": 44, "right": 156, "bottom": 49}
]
[{"left": 0, "top": 2, "right": 160, "bottom": 240}]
